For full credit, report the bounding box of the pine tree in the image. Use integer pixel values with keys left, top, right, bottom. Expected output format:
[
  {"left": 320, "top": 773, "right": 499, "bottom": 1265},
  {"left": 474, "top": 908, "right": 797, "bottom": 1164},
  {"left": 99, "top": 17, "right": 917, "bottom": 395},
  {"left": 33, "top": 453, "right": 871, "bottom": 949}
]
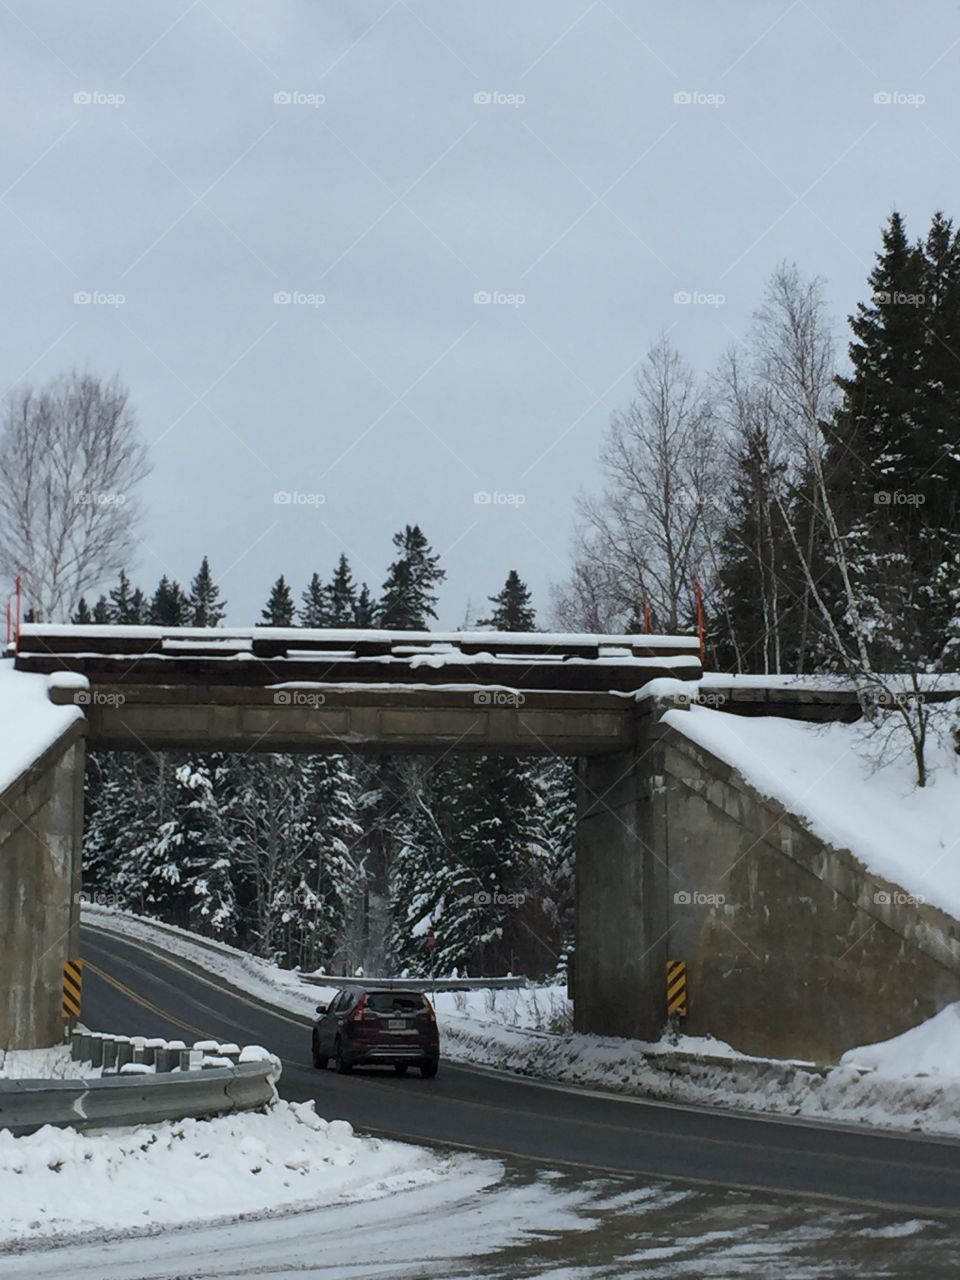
[
  {"left": 478, "top": 570, "right": 536, "bottom": 630},
  {"left": 72, "top": 598, "right": 93, "bottom": 624},
  {"left": 109, "top": 570, "right": 148, "bottom": 624},
  {"left": 149, "top": 576, "right": 190, "bottom": 625},
  {"left": 188, "top": 556, "right": 226, "bottom": 626},
  {"left": 379, "top": 525, "right": 445, "bottom": 629},
  {"left": 327, "top": 554, "right": 357, "bottom": 626},
  {"left": 300, "top": 573, "right": 330, "bottom": 627},
  {"left": 354, "top": 583, "right": 376, "bottom": 627},
  {"left": 261, "top": 575, "right": 295, "bottom": 626},
  {"left": 92, "top": 595, "right": 112, "bottom": 623}
]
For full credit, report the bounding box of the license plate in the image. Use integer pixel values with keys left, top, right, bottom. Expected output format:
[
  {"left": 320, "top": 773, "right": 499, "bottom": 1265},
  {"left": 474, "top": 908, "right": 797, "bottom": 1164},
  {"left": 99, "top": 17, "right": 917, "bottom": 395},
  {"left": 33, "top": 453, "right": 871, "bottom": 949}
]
[{"left": 388, "top": 1019, "right": 406, "bottom": 1030}]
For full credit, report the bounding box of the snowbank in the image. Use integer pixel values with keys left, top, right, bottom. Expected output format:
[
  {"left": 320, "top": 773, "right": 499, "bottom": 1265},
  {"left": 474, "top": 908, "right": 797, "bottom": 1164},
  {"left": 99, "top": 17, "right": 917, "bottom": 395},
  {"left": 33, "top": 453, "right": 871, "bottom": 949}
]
[
  {"left": 0, "top": 1100, "right": 480, "bottom": 1243},
  {"left": 662, "top": 703, "right": 960, "bottom": 921},
  {"left": 841, "top": 1002, "right": 960, "bottom": 1078},
  {"left": 0, "top": 661, "right": 82, "bottom": 794},
  {"left": 0, "top": 1046, "right": 84, "bottom": 1081}
]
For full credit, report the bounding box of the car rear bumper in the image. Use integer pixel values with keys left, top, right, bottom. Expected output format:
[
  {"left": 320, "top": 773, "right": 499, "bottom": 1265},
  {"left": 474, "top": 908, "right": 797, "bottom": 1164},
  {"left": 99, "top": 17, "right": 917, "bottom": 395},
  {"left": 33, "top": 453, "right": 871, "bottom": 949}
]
[{"left": 346, "top": 1042, "right": 438, "bottom": 1065}]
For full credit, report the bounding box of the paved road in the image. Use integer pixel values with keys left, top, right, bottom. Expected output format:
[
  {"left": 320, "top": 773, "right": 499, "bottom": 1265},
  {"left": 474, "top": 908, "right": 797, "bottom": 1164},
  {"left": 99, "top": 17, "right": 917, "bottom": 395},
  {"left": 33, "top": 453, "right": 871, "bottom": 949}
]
[{"left": 80, "top": 926, "right": 960, "bottom": 1217}]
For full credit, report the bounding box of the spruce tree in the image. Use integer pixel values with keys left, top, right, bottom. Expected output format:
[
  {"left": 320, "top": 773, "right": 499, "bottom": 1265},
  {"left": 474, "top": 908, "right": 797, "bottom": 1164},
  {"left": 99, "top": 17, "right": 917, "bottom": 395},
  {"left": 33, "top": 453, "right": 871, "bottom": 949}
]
[
  {"left": 92, "top": 594, "right": 112, "bottom": 623},
  {"left": 188, "top": 556, "right": 226, "bottom": 626},
  {"left": 72, "top": 598, "right": 93, "bottom": 624},
  {"left": 109, "top": 570, "right": 148, "bottom": 624},
  {"left": 300, "top": 573, "right": 330, "bottom": 627},
  {"left": 149, "top": 576, "right": 190, "bottom": 625},
  {"left": 327, "top": 553, "right": 357, "bottom": 626},
  {"left": 261, "top": 575, "right": 295, "bottom": 626},
  {"left": 478, "top": 570, "right": 536, "bottom": 630},
  {"left": 354, "top": 583, "right": 376, "bottom": 627},
  {"left": 379, "top": 525, "right": 445, "bottom": 629}
]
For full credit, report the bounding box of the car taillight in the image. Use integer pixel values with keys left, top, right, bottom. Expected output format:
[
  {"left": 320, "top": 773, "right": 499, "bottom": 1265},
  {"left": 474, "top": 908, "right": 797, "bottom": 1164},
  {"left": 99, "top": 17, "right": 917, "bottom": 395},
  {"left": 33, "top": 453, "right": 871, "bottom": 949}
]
[{"left": 346, "top": 994, "right": 367, "bottom": 1022}]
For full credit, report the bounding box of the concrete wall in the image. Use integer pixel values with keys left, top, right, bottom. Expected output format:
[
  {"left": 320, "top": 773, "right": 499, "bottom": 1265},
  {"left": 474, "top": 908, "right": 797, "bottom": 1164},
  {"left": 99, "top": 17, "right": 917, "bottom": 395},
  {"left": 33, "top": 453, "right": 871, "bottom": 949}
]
[
  {"left": 657, "top": 712, "right": 960, "bottom": 1062},
  {"left": 0, "top": 723, "right": 86, "bottom": 1050}
]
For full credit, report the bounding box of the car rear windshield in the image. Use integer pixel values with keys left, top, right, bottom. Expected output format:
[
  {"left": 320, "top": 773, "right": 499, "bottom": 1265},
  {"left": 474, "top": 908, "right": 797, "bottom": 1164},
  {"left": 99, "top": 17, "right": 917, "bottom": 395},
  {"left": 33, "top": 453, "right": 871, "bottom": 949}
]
[{"left": 365, "top": 992, "right": 428, "bottom": 1014}]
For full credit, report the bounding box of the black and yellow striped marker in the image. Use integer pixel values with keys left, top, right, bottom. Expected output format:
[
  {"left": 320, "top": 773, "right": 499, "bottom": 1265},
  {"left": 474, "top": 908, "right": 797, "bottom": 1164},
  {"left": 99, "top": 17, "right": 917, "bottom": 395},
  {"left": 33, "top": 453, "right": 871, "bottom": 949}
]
[
  {"left": 666, "top": 959, "right": 687, "bottom": 1017},
  {"left": 62, "top": 959, "right": 83, "bottom": 1019}
]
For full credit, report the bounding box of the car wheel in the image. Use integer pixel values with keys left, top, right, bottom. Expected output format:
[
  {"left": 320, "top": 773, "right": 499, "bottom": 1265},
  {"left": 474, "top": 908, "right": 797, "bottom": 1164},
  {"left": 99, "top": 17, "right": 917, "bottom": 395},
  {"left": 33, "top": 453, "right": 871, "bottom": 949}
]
[
  {"left": 394, "top": 1063, "right": 408, "bottom": 1076},
  {"left": 420, "top": 1057, "right": 439, "bottom": 1079},
  {"left": 334, "top": 1037, "right": 352, "bottom": 1074},
  {"left": 312, "top": 1032, "right": 327, "bottom": 1070}
]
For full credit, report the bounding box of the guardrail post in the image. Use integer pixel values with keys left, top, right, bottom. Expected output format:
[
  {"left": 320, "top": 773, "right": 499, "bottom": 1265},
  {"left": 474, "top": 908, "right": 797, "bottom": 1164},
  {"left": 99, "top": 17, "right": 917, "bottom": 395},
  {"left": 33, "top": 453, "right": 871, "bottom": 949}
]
[
  {"left": 115, "top": 1037, "right": 133, "bottom": 1070},
  {"left": 131, "top": 1036, "right": 147, "bottom": 1065},
  {"left": 143, "top": 1038, "right": 166, "bottom": 1067},
  {"left": 101, "top": 1036, "right": 118, "bottom": 1073},
  {"left": 70, "top": 1030, "right": 83, "bottom": 1061},
  {"left": 89, "top": 1033, "right": 104, "bottom": 1068},
  {"left": 218, "top": 1042, "right": 240, "bottom": 1066}
]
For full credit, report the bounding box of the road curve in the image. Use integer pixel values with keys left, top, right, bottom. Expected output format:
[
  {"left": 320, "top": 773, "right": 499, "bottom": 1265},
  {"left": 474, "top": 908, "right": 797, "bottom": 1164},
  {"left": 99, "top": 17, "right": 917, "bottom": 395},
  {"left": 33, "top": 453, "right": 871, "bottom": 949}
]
[{"left": 80, "top": 926, "right": 960, "bottom": 1216}]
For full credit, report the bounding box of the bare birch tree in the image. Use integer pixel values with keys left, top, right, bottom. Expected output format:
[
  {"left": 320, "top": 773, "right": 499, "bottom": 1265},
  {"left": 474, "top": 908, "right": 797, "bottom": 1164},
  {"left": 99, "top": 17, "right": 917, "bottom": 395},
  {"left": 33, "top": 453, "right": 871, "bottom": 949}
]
[{"left": 0, "top": 371, "right": 150, "bottom": 621}]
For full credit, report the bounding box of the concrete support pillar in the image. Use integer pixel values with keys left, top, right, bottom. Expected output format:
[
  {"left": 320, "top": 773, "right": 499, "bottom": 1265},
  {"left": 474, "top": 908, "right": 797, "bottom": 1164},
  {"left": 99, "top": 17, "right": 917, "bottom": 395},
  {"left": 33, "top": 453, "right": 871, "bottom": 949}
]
[
  {"left": 574, "top": 740, "right": 669, "bottom": 1042},
  {"left": 0, "top": 724, "right": 86, "bottom": 1050}
]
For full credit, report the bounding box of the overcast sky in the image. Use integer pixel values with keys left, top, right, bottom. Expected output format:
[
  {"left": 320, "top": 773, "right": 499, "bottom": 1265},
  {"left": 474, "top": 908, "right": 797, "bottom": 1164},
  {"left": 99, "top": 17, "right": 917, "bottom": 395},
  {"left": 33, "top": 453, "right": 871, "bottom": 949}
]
[{"left": 3, "top": 1, "right": 959, "bottom": 625}]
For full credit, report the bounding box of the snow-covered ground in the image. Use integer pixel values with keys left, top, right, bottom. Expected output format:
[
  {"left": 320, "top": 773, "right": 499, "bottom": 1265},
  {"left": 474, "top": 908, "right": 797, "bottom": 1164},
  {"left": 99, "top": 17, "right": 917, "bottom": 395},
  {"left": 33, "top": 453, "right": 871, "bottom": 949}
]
[
  {"left": 662, "top": 701, "right": 960, "bottom": 920},
  {"left": 0, "top": 661, "right": 82, "bottom": 793},
  {"left": 0, "top": 1099, "right": 478, "bottom": 1244},
  {"left": 0, "top": 1046, "right": 84, "bottom": 1080}
]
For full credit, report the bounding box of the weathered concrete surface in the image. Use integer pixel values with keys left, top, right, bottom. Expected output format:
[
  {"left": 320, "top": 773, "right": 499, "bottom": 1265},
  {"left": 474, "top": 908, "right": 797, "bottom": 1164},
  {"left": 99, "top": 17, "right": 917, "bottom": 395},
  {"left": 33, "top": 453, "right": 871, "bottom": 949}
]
[
  {"left": 574, "top": 747, "right": 669, "bottom": 1042},
  {"left": 49, "top": 685, "right": 638, "bottom": 757},
  {"left": 657, "top": 709, "right": 960, "bottom": 1062},
  {"left": 0, "top": 722, "right": 86, "bottom": 1050}
]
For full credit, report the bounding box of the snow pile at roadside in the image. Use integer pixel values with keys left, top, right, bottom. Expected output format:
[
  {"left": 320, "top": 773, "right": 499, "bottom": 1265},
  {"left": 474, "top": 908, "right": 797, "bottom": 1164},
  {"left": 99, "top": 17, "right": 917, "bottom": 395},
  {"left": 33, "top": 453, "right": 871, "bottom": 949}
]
[
  {"left": 0, "top": 1099, "right": 485, "bottom": 1243},
  {"left": 0, "top": 1046, "right": 85, "bottom": 1081},
  {"left": 0, "top": 661, "right": 82, "bottom": 793},
  {"left": 439, "top": 1012, "right": 960, "bottom": 1137},
  {"left": 841, "top": 1001, "right": 960, "bottom": 1077},
  {"left": 662, "top": 702, "right": 960, "bottom": 920}
]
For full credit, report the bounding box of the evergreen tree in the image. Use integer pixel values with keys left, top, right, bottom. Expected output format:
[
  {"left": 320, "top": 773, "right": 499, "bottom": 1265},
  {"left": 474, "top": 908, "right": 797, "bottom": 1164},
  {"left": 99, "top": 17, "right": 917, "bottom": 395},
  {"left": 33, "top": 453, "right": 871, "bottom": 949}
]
[
  {"left": 261, "top": 575, "right": 295, "bottom": 626},
  {"left": 188, "top": 556, "right": 226, "bottom": 626},
  {"left": 327, "top": 554, "right": 357, "bottom": 626},
  {"left": 92, "top": 594, "right": 112, "bottom": 623},
  {"left": 300, "top": 573, "right": 330, "bottom": 627},
  {"left": 149, "top": 575, "right": 190, "bottom": 625},
  {"left": 379, "top": 525, "right": 445, "bottom": 629},
  {"left": 72, "top": 598, "right": 93, "bottom": 624},
  {"left": 478, "top": 570, "right": 536, "bottom": 631},
  {"left": 109, "top": 570, "right": 148, "bottom": 624},
  {"left": 354, "top": 583, "right": 376, "bottom": 627}
]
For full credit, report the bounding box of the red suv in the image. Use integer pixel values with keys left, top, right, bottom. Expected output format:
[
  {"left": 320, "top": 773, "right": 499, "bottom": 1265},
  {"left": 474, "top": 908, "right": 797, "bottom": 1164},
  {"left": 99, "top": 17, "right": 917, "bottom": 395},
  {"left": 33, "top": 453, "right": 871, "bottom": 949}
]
[{"left": 312, "top": 987, "right": 440, "bottom": 1077}]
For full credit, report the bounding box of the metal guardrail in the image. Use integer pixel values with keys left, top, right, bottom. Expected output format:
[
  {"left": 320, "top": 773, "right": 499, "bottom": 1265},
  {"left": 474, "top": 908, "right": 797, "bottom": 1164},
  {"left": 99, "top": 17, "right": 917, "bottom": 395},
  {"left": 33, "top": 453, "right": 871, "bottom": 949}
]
[
  {"left": 0, "top": 1061, "right": 278, "bottom": 1137},
  {"left": 300, "top": 974, "right": 527, "bottom": 992},
  {"left": 0, "top": 1030, "right": 280, "bottom": 1137}
]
